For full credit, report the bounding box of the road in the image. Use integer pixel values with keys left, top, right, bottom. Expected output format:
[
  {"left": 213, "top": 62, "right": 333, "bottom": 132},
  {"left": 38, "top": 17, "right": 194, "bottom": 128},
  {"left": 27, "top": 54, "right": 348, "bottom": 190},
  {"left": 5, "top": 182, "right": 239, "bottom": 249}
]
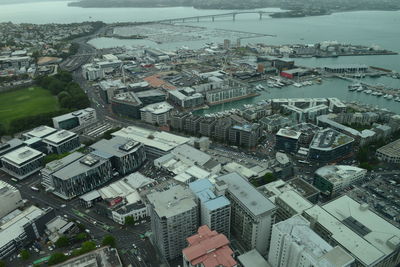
[{"left": 0, "top": 171, "right": 164, "bottom": 267}]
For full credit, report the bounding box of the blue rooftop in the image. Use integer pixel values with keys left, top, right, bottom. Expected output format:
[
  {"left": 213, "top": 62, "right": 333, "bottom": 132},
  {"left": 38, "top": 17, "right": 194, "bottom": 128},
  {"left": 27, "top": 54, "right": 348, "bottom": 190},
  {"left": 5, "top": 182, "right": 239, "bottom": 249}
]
[
  {"left": 204, "top": 196, "right": 231, "bottom": 211},
  {"left": 189, "top": 179, "right": 213, "bottom": 193}
]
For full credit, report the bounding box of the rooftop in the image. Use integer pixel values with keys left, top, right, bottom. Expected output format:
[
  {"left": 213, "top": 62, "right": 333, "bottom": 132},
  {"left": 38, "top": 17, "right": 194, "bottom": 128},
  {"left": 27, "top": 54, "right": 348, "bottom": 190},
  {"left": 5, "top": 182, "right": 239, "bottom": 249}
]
[
  {"left": 43, "top": 130, "right": 77, "bottom": 145},
  {"left": 315, "top": 165, "right": 367, "bottom": 184},
  {"left": 377, "top": 138, "right": 400, "bottom": 157},
  {"left": 112, "top": 126, "right": 189, "bottom": 152},
  {"left": 25, "top": 125, "right": 57, "bottom": 138},
  {"left": 42, "top": 152, "right": 84, "bottom": 174},
  {"left": 276, "top": 128, "right": 301, "bottom": 139},
  {"left": 172, "top": 144, "right": 211, "bottom": 166},
  {"left": 217, "top": 173, "right": 276, "bottom": 217},
  {"left": 90, "top": 136, "right": 142, "bottom": 158},
  {"left": 53, "top": 153, "right": 108, "bottom": 180},
  {"left": 310, "top": 128, "right": 354, "bottom": 150},
  {"left": 304, "top": 195, "right": 400, "bottom": 266},
  {"left": 140, "top": 101, "right": 173, "bottom": 115},
  {"left": 276, "top": 190, "right": 313, "bottom": 214},
  {"left": 2, "top": 146, "right": 44, "bottom": 166},
  {"left": 237, "top": 249, "right": 271, "bottom": 267},
  {"left": 183, "top": 225, "right": 236, "bottom": 267},
  {"left": 147, "top": 185, "right": 197, "bottom": 219}
]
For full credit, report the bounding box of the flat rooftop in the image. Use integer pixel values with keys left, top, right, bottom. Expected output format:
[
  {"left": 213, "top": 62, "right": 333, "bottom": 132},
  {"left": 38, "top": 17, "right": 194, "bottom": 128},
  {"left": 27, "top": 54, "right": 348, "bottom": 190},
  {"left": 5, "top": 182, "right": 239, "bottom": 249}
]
[
  {"left": 304, "top": 195, "right": 400, "bottom": 266},
  {"left": 217, "top": 173, "right": 276, "bottom": 217},
  {"left": 237, "top": 249, "right": 271, "bottom": 267},
  {"left": 315, "top": 165, "right": 366, "bottom": 184},
  {"left": 310, "top": 128, "right": 354, "bottom": 150},
  {"left": 277, "top": 190, "right": 313, "bottom": 214},
  {"left": 42, "top": 152, "right": 84, "bottom": 174},
  {"left": 43, "top": 130, "right": 77, "bottom": 145},
  {"left": 140, "top": 101, "right": 173, "bottom": 115},
  {"left": 25, "top": 125, "right": 57, "bottom": 138},
  {"left": 377, "top": 138, "right": 400, "bottom": 158},
  {"left": 276, "top": 128, "right": 301, "bottom": 140},
  {"left": 53, "top": 153, "right": 108, "bottom": 180},
  {"left": 112, "top": 126, "right": 189, "bottom": 152},
  {"left": 2, "top": 146, "right": 43, "bottom": 166},
  {"left": 147, "top": 185, "right": 196, "bottom": 219},
  {"left": 90, "top": 136, "right": 142, "bottom": 158}
]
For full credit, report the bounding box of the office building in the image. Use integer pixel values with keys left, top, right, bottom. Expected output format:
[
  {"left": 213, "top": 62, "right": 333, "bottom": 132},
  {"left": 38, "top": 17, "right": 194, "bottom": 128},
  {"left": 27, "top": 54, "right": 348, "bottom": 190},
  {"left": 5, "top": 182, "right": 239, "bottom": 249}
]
[
  {"left": 168, "top": 87, "right": 204, "bottom": 108},
  {"left": 183, "top": 114, "right": 202, "bottom": 135},
  {"left": 0, "top": 139, "right": 24, "bottom": 168},
  {"left": 213, "top": 118, "right": 233, "bottom": 142},
  {"left": 1, "top": 146, "right": 44, "bottom": 179},
  {"left": 51, "top": 153, "right": 112, "bottom": 200},
  {"left": 216, "top": 173, "right": 276, "bottom": 256},
  {"left": 140, "top": 101, "right": 173, "bottom": 125},
  {"left": 314, "top": 165, "right": 367, "bottom": 197},
  {"left": 309, "top": 128, "right": 354, "bottom": 163},
  {"left": 268, "top": 215, "right": 354, "bottom": 267},
  {"left": 229, "top": 123, "right": 261, "bottom": 148},
  {"left": 90, "top": 136, "right": 146, "bottom": 176},
  {"left": 376, "top": 138, "right": 400, "bottom": 163},
  {"left": 52, "top": 108, "right": 97, "bottom": 130},
  {"left": 82, "top": 63, "right": 104, "bottom": 81},
  {"left": 112, "top": 126, "right": 190, "bottom": 158},
  {"left": 42, "top": 130, "right": 80, "bottom": 154},
  {"left": 135, "top": 89, "right": 166, "bottom": 105},
  {"left": 41, "top": 152, "right": 84, "bottom": 191},
  {"left": 111, "top": 92, "right": 143, "bottom": 119},
  {"left": 182, "top": 225, "right": 237, "bottom": 267},
  {"left": 189, "top": 179, "right": 231, "bottom": 238},
  {"left": 274, "top": 190, "right": 313, "bottom": 222},
  {"left": 0, "top": 181, "right": 23, "bottom": 219},
  {"left": 99, "top": 79, "right": 127, "bottom": 104},
  {"left": 303, "top": 195, "right": 400, "bottom": 267},
  {"left": 0, "top": 206, "right": 55, "bottom": 259},
  {"left": 275, "top": 129, "right": 301, "bottom": 154},
  {"left": 147, "top": 185, "right": 198, "bottom": 260}
]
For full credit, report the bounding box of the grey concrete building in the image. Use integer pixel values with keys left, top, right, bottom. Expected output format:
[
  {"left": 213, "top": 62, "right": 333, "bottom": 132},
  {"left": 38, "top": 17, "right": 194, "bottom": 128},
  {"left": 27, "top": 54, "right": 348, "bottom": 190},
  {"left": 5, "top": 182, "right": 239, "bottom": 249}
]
[{"left": 147, "top": 185, "right": 198, "bottom": 260}]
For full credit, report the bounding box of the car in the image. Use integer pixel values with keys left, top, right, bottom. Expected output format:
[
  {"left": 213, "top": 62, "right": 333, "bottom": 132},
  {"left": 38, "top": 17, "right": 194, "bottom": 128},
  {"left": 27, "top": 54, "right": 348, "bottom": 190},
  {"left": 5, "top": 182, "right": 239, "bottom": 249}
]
[
  {"left": 132, "top": 243, "right": 137, "bottom": 248},
  {"left": 63, "top": 214, "right": 68, "bottom": 218},
  {"left": 137, "top": 256, "right": 142, "bottom": 261},
  {"left": 60, "top": 204, "right": 66, "bottom": 208}
]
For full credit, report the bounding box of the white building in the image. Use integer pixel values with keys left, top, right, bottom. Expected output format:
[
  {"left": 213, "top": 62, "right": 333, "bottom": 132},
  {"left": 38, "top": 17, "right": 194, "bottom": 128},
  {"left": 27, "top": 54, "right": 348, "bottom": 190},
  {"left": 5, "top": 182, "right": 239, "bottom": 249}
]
[
  {"left": 268, "top": 215, "right": 354, "bottom": 267},
  {"left": 0, "top": 181, "right": 23, "bottom": 219},
  {"left": 140, "top": 101, "right": 173, "bottom": 125},
  {"left": 376, "top": 138, "right": 400, "bottom": 164},
  {"left": 303, "top": 195, "right": 400, "bottom": 267},
  {"left": 52, "top": 108, "right": 97, "bottom": 130},
  {"left": 1, "top": 146, "right": 44, "bottom": 179},
  {"left": 42, "top": 130, "right": 80, "bottom": 154},
  {"left": 216, "top": 173, "right": 276, "bottom": 256},
  {"left": 112, "top": 126, "right": 190, "bottom": 158},
  {"left": 314, "top": 165, "right": 367, "bottom": 197}
]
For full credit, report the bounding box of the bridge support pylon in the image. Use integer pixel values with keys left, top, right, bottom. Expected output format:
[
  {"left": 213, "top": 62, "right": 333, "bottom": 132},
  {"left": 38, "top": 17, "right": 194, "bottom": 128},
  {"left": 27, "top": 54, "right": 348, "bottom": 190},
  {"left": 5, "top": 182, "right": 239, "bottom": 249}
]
[
  {"left": 212, "top": 16, "right": 215, "bottom": 22},
  {"left": 259, "top": 13, "right": 263, "bottom": 20},
  {"left": 233, "top": 14, "right": 236, "bottom": 21}
]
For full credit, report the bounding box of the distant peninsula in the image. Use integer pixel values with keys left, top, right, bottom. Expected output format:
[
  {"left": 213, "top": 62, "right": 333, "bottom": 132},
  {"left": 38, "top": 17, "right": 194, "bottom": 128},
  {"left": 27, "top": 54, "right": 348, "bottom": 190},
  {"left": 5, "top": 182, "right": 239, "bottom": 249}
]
[{"left": 68, "top": 0, "right": 400, "bottom": 13}]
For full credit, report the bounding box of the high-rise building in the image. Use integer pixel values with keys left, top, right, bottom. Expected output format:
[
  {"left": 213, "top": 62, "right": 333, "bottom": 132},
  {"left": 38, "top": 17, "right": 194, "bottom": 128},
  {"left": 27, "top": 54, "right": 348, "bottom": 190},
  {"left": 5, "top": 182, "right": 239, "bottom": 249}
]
[
  {"left": 1, "top": 146, "right": 44, "bottom": 179},
  {"left": 228, "top": 123, "right": 262, "bottom": 148},
  {"left": 182, "top": 225, "right": 237, "bottom": 267},
  {"left": 275, "top": 129, "right": 301, "bottom": 154},
  {"left": 189, "top": 179, "right": 231, "bottom": 238},
  {"left": 216, "top": 173, "right": 276, "bottom": 256},
  {"left": 268, "top": 215, "right": 354, "bottom": 267},
  {"left": 147, "top": 185, "right": 198, "bottom": 260}
]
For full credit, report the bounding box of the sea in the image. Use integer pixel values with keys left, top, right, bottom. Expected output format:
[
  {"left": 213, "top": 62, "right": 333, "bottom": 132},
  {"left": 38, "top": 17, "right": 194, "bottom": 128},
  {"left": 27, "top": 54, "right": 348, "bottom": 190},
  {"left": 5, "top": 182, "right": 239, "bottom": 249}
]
[{"left": 0, "top": 0, "right": 399, "bottom": 113}]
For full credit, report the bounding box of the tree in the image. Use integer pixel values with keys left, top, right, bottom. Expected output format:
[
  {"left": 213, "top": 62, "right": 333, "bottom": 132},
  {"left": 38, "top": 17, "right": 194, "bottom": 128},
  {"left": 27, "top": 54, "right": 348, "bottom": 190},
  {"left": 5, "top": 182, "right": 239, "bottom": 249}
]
[
  {"left": 20, "top": 250, "right": 30, "bottom": 260},
  {"left": 48, "top": 253, "right": 69, "bottom": 266},
  {"left": 0, "top": 260, "right": 5, "bottom": 267},
  {"left": 0, "top": 123, "right": 6, "bottom": 138},
  {"left": 125, "top": 216, "right": 135, "bottom": 226},
  {"left": 55, "top": 236, "right": 69, "bottom": 248},
  {"left": 102, "top": 235, "right": 116, "bottom": 248},
  {"left": 75, "top": 232, "right": 89, "bottom": 242},
  {"left": 80, "top": 241, "right": 96, "bottom": 254}
]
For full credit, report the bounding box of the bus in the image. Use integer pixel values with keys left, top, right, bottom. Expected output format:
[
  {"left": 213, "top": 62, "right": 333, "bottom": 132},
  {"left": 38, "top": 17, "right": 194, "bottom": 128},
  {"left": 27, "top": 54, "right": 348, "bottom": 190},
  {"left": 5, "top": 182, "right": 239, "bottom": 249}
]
[
  {"left": 30, "top": 186, "right": 39, "bottom": 192},
  {"left": 11, "top": 178, "right": 18, "bottom": 183},
  {"left": 298, "top": 160, "right": 310, "bottom": 164}
]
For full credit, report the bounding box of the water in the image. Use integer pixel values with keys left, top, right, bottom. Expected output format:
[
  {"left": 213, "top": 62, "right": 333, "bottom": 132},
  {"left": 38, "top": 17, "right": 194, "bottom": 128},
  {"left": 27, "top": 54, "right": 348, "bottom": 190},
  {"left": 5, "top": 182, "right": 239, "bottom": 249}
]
[{"left": 0, "top": 1, "right": 399, "bottom": 112}]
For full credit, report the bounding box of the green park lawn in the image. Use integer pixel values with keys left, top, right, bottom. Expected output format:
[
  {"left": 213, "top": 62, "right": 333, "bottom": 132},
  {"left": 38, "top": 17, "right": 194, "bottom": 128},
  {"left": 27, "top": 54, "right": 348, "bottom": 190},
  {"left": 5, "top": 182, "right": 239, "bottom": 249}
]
[{"left": 0, "top": 86, "right": 59, "bottom": 129}]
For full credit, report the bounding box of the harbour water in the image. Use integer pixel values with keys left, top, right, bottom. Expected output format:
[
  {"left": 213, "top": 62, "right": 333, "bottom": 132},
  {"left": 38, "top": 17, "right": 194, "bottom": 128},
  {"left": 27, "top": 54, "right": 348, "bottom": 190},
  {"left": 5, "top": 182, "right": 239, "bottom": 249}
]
[{"left": 0, "top": 1, "right": 399, "bottom": 112}]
